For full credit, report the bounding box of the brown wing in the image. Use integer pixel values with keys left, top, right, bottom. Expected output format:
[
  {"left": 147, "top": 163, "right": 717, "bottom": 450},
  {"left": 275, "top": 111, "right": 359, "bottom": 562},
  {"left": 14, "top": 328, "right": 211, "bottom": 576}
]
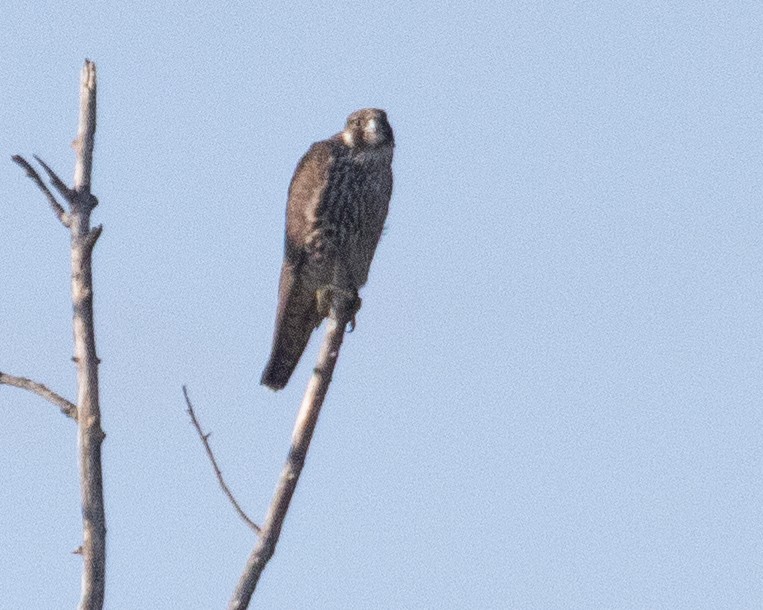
[{"left": 260, "top": 141, "right": 336, "bottom": 390}]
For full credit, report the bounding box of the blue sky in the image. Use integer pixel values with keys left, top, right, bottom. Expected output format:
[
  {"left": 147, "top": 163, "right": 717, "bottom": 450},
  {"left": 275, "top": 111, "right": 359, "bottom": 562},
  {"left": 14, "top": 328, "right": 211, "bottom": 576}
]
[{"left": 1, "top": 2, "right": 760, "bottom": 608}]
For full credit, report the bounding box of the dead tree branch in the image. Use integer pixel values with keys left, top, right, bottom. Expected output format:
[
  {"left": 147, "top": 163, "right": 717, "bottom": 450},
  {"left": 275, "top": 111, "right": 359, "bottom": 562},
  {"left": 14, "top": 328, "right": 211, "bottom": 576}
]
[
  {"left": 13, "top": 59, "right": 106, "bottom": 610},
  {"left": 229, "top": 300, "right": 353, "bottom": 609},
  {"left": 70, "top": 59, "right": 106, "bottom": 610},
  {"left": 11, "top": 155, "right": 71, "bottom": 226},
  {"left": 183, "top": 386, "right": 260, "bottom": 533},
  {"left": 0, "top": 372, "right": 78, "bottom": 419}
]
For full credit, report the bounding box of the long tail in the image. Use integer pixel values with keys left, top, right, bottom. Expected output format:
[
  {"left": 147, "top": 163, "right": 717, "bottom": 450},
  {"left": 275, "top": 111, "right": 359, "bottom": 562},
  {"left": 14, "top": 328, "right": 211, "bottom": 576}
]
[{"left": 261, "top": 266, "right": 321, "bottom": 390}]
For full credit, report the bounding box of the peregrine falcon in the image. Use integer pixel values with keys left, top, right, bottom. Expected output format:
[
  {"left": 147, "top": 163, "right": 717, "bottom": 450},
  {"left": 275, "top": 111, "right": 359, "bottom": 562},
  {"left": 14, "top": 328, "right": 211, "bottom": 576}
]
[{"left": 261, "top": 108, "right": 394, "bottom": 390}]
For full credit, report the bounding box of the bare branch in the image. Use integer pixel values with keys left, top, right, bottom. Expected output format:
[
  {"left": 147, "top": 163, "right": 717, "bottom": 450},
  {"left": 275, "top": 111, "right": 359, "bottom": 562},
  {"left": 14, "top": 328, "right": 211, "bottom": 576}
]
[
  {"left": 69, "top": 59, "right": 105, "bottom": 610},
  {"left": 34, "top": 155, "right": 75, "bottom": 202},
  {"left": 11, "top": 155, "right": 71, "bottom": 226},
  {"left": 229, "top": 300, "right": 353, "bottom": 609},
  {"left": 0, "top": 372, "right": 77, "bottom": 420},
  {"left": 11, "top": 59, "right": 105, "bottom": 610},
  {"left": 183, "top": 386, "right": 261, "bottom": 534}
]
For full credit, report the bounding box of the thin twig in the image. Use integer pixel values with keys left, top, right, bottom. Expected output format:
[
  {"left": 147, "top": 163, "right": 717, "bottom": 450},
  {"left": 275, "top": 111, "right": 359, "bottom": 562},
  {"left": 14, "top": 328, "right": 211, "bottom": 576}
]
[
  {"left": 11, "top": 155, "right": 70, "bottom": 226},
  {"left": 183, "top": 386, "right": 260, "bottom": 534},
  {"left": 0, "top": 372, "right": 77, "bottom": 420},
  {"left": 34, "top": 155, "right": 75, "bottom": 201},
  {"left": 229, "top": 302, "right": 353, "bottom": 609}
]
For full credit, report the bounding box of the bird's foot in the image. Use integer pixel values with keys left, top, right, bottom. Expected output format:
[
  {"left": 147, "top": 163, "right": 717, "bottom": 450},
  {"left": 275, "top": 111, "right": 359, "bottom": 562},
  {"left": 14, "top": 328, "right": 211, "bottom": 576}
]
[
  {"left": 347, "top": 295, "right": 362, "bottom": 332},
  {"left": 317, "top": 285, "right": 361, "bottom": 331}
]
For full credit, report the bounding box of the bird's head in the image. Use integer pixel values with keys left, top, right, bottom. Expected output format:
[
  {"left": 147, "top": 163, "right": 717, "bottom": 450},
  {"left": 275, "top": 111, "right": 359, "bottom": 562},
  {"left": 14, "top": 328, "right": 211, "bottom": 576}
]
[{"left": 341, "top": 108, "right": 394, "bottom": 149}]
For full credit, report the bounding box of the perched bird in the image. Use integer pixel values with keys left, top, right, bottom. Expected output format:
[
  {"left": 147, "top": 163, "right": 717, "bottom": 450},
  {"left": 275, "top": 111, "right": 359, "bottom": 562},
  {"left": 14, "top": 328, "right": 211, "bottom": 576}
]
[{"left": 261, "top": 108, "right": 394, "bottom": 390}]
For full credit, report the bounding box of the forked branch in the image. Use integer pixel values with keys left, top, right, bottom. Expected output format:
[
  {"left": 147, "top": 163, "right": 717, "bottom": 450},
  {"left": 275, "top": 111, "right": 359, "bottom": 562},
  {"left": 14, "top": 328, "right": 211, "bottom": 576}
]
[{"left": 11, "top": 155, "right": 71, "bottom": 226}]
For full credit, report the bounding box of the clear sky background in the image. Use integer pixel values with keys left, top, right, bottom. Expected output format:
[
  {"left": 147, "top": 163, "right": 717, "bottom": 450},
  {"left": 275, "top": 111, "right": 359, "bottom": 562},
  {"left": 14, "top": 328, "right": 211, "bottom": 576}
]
[{"left": 1, "top": 2, "right": 760, "bottom": 609}]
